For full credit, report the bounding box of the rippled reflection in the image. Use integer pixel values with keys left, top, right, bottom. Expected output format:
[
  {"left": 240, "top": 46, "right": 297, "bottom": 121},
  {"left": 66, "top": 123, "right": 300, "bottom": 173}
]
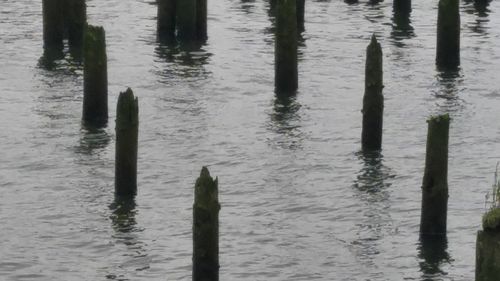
[
  {"left": 351, "top": 151, "right": 394, "bottom": 267},
  {"left": 110, "top": 197, "right": 138, "bottom": 235},
  {"left": 391, "top": 10, "right": 414, "bottom": 45},
  {"left": 268, "top": 94, "right": 303, "bottom": 150},
  {"left": 154, "top": 42, "right": 212, "bottom": 83},
  {"left": 418, "top": 236, "right": 450, "bottom": 281},
  {"left": 464, "top": 0, "right": 490, "bottom": 17},
  {"left": 76, "top": 126, "right": 111, "bottom": 155},
  {"left": 432, "top": 70, "right": 465, "bottom": 114}
]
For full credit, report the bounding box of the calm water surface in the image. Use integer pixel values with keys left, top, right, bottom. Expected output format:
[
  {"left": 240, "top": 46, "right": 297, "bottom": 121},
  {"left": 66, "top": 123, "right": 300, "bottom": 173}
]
[{"left": 1, "top": 0, "right": 500, "bottom": 280}]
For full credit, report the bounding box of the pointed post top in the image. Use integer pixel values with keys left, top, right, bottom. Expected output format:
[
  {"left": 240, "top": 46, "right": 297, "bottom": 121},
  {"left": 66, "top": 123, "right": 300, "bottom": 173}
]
[{"left": 200, "top": 166, "right": 211, "bottom": 178}]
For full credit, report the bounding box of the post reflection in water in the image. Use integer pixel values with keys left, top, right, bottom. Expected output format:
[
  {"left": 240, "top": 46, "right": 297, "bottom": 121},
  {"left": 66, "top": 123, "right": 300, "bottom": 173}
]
[
  {"left": 154, "top": 41, "right": 212, "bottom": 82},
  {"left": 76, "top": 126, "right": 111, "bottom": 155},
  {"left": 418, "top": 236, "right": 450, "bottom": 281},
  {"left": 351, "top": 151, "right": 394, "bottom": 268},
  {"left": 268, "top": 94, "right": 303, "bottom": 150},
  {"left": 391, "top": 10, "right": 414, "bottom": 45},
  {"left": 110, "top": 196, "right": 138, "bottom": 235}
]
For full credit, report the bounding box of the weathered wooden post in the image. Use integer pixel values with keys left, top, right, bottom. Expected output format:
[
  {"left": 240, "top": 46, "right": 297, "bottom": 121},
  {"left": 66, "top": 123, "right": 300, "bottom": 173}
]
[
  {"left": 419, "top": 114, "right": 450, "bottom": 236},
  {"left": 157, "top": 0, "right": 177, "bottom": 42},
  {"left": 193, "top": 167, "right": 220, "bottom": 281},
  {"left": 42, "top": 0, "right": 64, "bottom": 51},
  {"left": 176, "top": 0, "right": 197, "bottom": 42},
  {"left": 115, "top": 88, "right": 139, "bottom": 198},
  {"left": 393, "top": 0, "right": 411, "bottom": 15},
  {"left": 476, "top": 208, "right": 500, "bottom": 280},
  {"left": 83, "top": 25, "right": 108, "bottom": 127},
  {"left": 196, "top": 0, "right": 208, "bottom": 41},
  {"left": 275, "top": 0, "right": 298, "bottom": 95},
  {"left": 436, "top": 0, "right": 460, "bottom": 70},
  {"left": 296, "top": 0, "right": 305, "bottom": 32},
  {"left": 361, "top": 35, "right": 384, "bottom": 151},
  {"left": 66, "top": 0, "right": 87, "bottom": 49}
]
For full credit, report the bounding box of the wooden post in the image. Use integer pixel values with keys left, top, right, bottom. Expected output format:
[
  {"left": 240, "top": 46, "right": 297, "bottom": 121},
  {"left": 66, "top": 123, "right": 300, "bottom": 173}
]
[
  {"left": 275, "top": 0, "right": 298, "bottom": 95},
  {"left": 196, "top": 0, "right": 207, "bottom": 41},
  {"left": 66, "top": 0, "right": 87, "bottom": 49},
  {"left": 476, "top": 208, "right": 500, "bottom": 280},
  {"left": 83, "top": 25, "right": 108, "bottom": 127},
  {"left": 193, "top": 167, "right": 220, "bottom": 281},
  {"left": 176, "top": 0, "right": 197, "bottom": 42},
  {"left": 436, "top": 0, "right": 460, "bottom": 70},
  {"left": 115, "top": 88, "right": 139, "bottom": 198},
  {"left": 42, "top": 0, "right": 64, "bottom": 51},
  {"left": 157, "top": 0, "right": 177, "bottom": 42},
  {"left": 296, "top": 0, "right": 305, "bottom": 33},
  {"left": 419, "top": 114, "right": 450, "bottom": 236},
  {"left": 361, "top": 35, "right": 384, "bottom": 151},
  {"left": 393, "top": 0, "right": 411, "bottom": 15}
]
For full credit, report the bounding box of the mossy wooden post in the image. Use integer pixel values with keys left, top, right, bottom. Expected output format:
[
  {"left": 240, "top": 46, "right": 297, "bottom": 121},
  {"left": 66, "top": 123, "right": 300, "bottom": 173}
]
[
  {"left": 115, "top": 88, "right": 139, "bottom": 198},
  {"left": 393, "top": 0, "right": 411, "bottom": 15},
  {"left": 193, "top": 167, "right": 220, "bottom": 281},
  {"left": 196, "top": 0, "right": 207, "bottom": 41},
  {"left": 157, "top": 0, "right": 176, "bottom": 42},
  {"left": 436, "top": 0, "right": 460, "bottom": 70},
  {"left": 42, "top": 0, "right": 64, "bottom": 51},
  {"left": 83, "top": 25, "right": 108, "bottom": 127},
  {"left": 176, "top": 0, "right": 197, "bottom": 42},
  {"left": 476, "top": 208, "right": 500, "bottom": 280},
  {"left": 66, "top": 0, "right": 87, "bottom": 49},
  {"left": 275, "top": 0, "right": 298, "bottom": 95},
  {"left": 419, "top": 114, "right": 450, "bottom": 236},
  {"left": 296, "top": 0, "right": 305, "bottom": 32},
  {"left": 361, "top": 35, "right": 384, "bottom": 151}
]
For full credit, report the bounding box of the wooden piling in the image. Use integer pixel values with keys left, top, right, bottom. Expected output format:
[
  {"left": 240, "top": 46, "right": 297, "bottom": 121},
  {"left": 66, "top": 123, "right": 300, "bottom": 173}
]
[
  {"left": 193, "top": 167, "right": 220, "bottom": 281},
  {"left": 115, "top": 88, "right": 139, "bottom": 198},
  {"left": 296, "top": 0, "right": 305, "bottom": 32},
  {"left": 176, "top": 0, "right": 198, "bottom": 42},
  {"left": 275, "top": 0, "right": 298, "bottom": 95},
  {"left": 157, "top": 0, "right": 177, "bottom": 42},
  {"left": 83, "top": 25, "right": 108, "bottom": 127},
  {"left": 361, "top": 35, "right": 384, "bottom": 151},
  {"left": 476, "top": 208, "right": 500, "bottom": 280},
  {"left": 436, "top": 0, "right": 460, "bottom": 70},
  {"left": 42, "top": 0, "right": 64, "bottom": 51},
  {"left": 196, "top": 0, "right": 208, "bottom": 41},
  {"left": 393, "top": 0, "right": 411, "bottom": 15},
  {"left": 419, "top": 114, "right": 450, "bottom": 236},
  {"left": 66, "top": 0, "right": 87, "bottom": 49}
]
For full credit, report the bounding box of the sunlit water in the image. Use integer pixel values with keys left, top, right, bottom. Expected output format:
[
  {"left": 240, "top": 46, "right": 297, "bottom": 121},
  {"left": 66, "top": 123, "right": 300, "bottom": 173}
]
[{"left": 1, "top": 0, "right": 500, "bottom": 280}]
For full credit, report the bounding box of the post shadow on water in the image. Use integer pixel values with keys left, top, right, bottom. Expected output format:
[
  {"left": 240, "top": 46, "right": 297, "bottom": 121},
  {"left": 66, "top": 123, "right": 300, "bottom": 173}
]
[{"left": 418, "top": 235, "right": 450, "bottom": 281}]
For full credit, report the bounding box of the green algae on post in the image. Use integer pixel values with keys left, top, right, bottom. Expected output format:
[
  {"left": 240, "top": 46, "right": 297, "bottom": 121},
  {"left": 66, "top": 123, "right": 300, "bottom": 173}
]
[
  {"left": 83, "top": 25, "right": 108, "bottom": 127},
  {"left": 275, "top": 0, "right": 298, "bottom": 95},
  {"left": 42, "top": 0, "right": 64, "bottom": 51},
  {"left": 157, "top": 0, "right": 177, "bottom": 42},
  {"left": 193, "top": 167, "right": 220, "bottom": 281},
  {"left": 436, "top": 0, "right": 460, "bottom": 70},
  {"left": 419, "top": 114, "right": 450, "bottom": 236},
  {"left": 115, "top": 88, "right": 139, "bottom": 198},
  {"left": 361, "top": 34, "right": 384, "bottom": 151}
]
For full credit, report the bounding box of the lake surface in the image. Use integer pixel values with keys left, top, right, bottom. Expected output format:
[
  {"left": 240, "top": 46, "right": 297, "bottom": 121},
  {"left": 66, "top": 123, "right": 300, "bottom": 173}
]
[{"left": 1, "top": 0, "right": 500, "bottom": 280}]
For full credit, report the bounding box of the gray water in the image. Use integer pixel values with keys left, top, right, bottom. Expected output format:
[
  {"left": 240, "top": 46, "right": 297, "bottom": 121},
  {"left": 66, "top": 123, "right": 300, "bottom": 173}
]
[{"left": 1, "top": 0, "right": 500, "bottom": 280}]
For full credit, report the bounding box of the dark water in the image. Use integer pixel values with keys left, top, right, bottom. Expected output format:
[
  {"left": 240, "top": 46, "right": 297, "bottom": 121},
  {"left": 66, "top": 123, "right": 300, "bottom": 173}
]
[{"left": 1, "top": 0, "right": 500, "bottom": 280}]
